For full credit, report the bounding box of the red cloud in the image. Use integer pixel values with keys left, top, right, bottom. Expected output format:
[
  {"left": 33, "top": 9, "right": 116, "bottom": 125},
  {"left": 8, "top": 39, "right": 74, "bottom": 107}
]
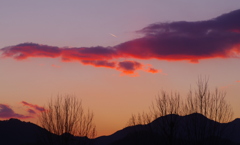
[
  {"left": 1, "top": 9, "right": 240, "bottom": 75},
  {"left": 21, "top": 101, "right": 45, "bottom": 112},
  {"left": 237, "top": 80, "right": 240, "bottom": 83},
  {"left": 146, "top": 67, "right": 159, "bottom": 73},
  {"left": 0, "top": 104, "right": 32, "bottom": 119}
]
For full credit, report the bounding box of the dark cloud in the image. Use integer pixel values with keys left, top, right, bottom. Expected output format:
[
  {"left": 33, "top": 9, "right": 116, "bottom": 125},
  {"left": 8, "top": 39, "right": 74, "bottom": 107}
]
[
  {"left": 117, "top": 61, "right": 142, "bottom": 74},
  {"left": 118, "top": 9, "right": 240, "bottom": 61},
  {"left": 21, "top": 101, "right": 45, "bottom": 112},
  {"left": 0, "top": 104, "right": 32, "bottom": 119},
  {"left": 1, "top": 9, "right": 240, "bottom": 75},
  {"left": 139, "top": 9, "right": 240, "bottom": 35},
  {"left": 213, "top": 9, "right": 240, "bottom": 31}
]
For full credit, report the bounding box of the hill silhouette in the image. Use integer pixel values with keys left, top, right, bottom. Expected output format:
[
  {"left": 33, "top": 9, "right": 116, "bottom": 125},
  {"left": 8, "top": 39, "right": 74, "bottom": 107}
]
[
  {"left": 0, "top": 118, "right": 90, "bottom": 145},
  {"left": 0, "top": 118, "right": 48, "bottom": 145},
  {"left": 96, "top": 113, "right": 240, "bottom": 145},
  {"left": 1, "top": 113, "right": 240, "bottom": 145}
]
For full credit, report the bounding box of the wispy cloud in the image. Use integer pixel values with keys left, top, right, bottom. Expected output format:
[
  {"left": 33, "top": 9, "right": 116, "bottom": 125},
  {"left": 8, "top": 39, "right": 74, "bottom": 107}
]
[
  {"left": 0, "top": 104, "right": 32, "bottom": 119},
  {"left": 51, "top": 64, "right": 61, "bottom": 68},
  {"left": 21, "top": 101, "right": 45, "bottom": 112},
  {"left": 219, "top": 80, "right": 240, "bottom": 90},
  {"left": 1, "top": 9, "right": 240, "bottom": 76},
  {"left": 27, "top": 109, "right": 36, "bottom": 114}
]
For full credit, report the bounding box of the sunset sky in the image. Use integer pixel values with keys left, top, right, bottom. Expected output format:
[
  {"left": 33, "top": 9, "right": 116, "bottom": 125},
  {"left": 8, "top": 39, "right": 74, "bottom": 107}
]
[{"left": 1, "top": 0, "right": 240, "bottom": 137}]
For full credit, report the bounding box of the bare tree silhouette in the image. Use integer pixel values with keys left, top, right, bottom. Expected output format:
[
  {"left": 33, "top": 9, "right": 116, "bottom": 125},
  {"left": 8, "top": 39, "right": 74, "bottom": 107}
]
[
  {"left": 183, "top": 76, "right": 233, "bottom": 145},
  {"left": 39, "top": 94, "right": 96, "bottom": 145},
  {"left": 184, "top": 76, "right": 233, "bottom": 123},
  {"left": 127, "top": 77, "right": 234, "bottom": 145},
  {"left": 127, "top": 91, "right": 183, "bottom": 145}
]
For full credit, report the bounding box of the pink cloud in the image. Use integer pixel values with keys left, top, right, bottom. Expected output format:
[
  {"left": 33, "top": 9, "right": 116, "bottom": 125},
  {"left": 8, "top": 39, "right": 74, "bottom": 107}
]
[
  {"left": 0, "top": 104, "right": 32, "bottom": 119},
  {"left": 21, "top": 101, "right": 45, "bottom": 112},
  {"left": 27, "top": 109, "right": 36, "bottom": 114}
]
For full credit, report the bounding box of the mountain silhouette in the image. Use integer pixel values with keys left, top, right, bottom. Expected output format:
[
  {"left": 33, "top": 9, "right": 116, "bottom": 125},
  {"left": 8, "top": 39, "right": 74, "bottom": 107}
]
[
  {"left": 0, "top": 118, "right": 47, "bottom": 145},
  {"left": 0, "top": 118, "right": 90, "bottom": 145},
  {"left": 94, "top": 113, "right": 240, "bottom": 145},
  {"left": 1, "top": 113, "right": 240, "bottom": 145}
]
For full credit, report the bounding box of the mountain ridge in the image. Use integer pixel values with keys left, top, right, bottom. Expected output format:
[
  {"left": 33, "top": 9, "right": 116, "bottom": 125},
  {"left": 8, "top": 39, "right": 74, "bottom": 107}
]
[{"left": 1, "top": 113, "right": 240, "bottom": 145}]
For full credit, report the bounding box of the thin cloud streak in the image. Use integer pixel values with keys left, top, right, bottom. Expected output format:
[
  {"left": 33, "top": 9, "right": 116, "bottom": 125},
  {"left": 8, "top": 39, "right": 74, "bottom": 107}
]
[
  {"left": 1, "top": 9, "right": 240, "bottom": 75},
  {"left": 21, "top": 101, "right": 45, "bottom": 112},
  {"left": 51, "top": 64, "right": 61, "bottom": 68},
  {"left": 27, "top": 109, "right": 36, "bottom": 114}
]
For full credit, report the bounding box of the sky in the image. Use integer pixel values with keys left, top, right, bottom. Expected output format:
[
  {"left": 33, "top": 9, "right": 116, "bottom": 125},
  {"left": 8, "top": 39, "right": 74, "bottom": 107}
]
[{"left": 0, "top": 0, "right": 240, "bottom": 137}]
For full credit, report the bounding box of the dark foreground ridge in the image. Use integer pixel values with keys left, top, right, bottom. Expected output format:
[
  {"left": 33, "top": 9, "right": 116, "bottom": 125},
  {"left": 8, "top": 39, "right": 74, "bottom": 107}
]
[{"left": 1, "top": 113, "right": 240, "bottom": 145}]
